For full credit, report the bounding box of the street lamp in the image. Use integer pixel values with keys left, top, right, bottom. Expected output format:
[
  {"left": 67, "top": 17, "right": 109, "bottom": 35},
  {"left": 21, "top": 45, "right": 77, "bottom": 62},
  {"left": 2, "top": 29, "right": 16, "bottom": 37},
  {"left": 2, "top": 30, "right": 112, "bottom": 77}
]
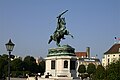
[{"left": 5, "top": 39, "right": 15, "bottom": 80}]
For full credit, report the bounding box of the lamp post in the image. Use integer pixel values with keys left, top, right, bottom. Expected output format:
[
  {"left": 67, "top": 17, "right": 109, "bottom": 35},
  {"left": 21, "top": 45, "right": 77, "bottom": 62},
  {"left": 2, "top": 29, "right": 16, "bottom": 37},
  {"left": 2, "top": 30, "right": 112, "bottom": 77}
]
[{"left": 5, "top": 39, "right": 15, "bottom": 80}]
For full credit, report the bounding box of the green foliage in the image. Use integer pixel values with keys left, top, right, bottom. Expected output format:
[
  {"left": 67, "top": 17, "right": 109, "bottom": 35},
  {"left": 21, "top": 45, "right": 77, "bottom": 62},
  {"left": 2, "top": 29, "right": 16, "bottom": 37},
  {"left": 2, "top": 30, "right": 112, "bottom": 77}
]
[
  {"left": 105, "top": 59, "right": 120, "bottom": 80},
  {"left": 38, "top": 60, "right": 45, "bottom": 74},
  {"left": 78, "top": 64, "right": 86, "bottom": 74},
  {"left": 0, "top": 54, "right": 45, "bottom": 78},
  {"left": 0, "top": 58, "right": 5, "bottom": 78},
  {"left": 11, "top": 58, "right": 23, "bottom": 71},
  {"left": 11, "top": 71, "right": 23, "bottom": 77},
  {"left": 93, "top": 65, "right": 106, "bottom": 80},
  {"left": 1, "top": 54, "right": 8, "bottom": 60},
  {"left": 0, "top": 54, "right": 8, "bottom": 79},
  {"left": 92, "top": 59, "right": 120, "bottom": 80},
  {"left": 23, "top": 56, "right": 39, "bottom": 73},
  {"left": 24, "top": 56, "right": 36, "bottom": 63},
  {"left": 87, "top": 63, "right": 96, "bottom": 75}
]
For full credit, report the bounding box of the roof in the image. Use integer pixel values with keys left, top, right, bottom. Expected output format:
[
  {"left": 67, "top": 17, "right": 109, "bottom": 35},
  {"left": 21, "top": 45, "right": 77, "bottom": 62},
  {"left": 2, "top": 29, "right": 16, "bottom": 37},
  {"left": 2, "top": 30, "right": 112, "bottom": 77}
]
[
  {"left": 104, "top": 43, "right": 120, "bottom": 54},
  {"left": 75, "top": 52, "right": 87, "bottom": 58}
]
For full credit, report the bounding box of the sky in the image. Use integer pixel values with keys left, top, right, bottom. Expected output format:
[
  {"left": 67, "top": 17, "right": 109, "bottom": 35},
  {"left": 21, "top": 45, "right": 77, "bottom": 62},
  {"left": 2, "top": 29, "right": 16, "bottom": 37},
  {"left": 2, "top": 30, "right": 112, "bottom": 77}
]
[{"left": 0, "top": 0, "right": 120, "bottom": 60}]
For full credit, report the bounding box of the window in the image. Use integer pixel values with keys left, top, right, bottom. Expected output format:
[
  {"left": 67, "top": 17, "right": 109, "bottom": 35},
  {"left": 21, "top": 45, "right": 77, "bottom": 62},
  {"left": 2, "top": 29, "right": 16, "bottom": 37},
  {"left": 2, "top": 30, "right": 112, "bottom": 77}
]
[
  {"left": 70, "top": 61, "right": 75, "bottom": 70},
  {"left": 64, "top": 60, "right": 68, "bottom": 68},
  {"left": 113, "top": 55, "right": 115, "bottom": 57},
  {"left": 108, "top": 55, "right": 110, "bottom": 57},
  {"left": 51, "top": 60, "right": 55, "bottom": 69}
]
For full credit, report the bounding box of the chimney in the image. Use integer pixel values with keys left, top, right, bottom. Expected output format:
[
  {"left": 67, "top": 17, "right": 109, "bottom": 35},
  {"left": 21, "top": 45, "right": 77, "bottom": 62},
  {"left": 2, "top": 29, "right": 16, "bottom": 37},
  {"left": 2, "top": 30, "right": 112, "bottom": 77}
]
[{"left": 86, "top": 47, "right": 90, "bottom": 58}]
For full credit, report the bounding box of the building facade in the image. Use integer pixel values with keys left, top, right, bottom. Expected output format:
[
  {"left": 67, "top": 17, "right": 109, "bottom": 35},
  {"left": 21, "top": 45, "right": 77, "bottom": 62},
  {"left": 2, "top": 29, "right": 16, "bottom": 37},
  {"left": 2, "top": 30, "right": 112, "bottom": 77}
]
[
  {"left": 44, "top": 46, "right": 101, "bottom": 78},
  {"left": 75, "top": 47, "right": 101, "bottom": 77},
  {"left": 78, "top": 58, "right": 101, "bottom": 68},
  {"left": 102, "top": 43, "right": 120, "bottom": 67},
  {"left": 75, "top": 47, "right": 101, "bottom": 68}
]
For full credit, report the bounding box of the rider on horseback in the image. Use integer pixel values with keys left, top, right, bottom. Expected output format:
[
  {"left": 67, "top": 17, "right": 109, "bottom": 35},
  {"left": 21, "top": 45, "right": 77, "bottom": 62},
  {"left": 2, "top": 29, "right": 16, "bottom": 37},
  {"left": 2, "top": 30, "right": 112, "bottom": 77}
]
[
  {"left": 54, "top": 16, "right": 66, "bottom": 40},
  {"left": 48, "top": 10, "right": 73, "bottom": 47}
]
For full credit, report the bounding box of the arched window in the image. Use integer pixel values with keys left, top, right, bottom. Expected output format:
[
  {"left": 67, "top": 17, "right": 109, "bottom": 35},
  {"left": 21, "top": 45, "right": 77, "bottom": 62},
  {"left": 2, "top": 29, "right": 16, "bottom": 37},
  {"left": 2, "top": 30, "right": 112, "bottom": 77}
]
[{"left": 64, "top": 60, "right": 68, "bottom": 68}]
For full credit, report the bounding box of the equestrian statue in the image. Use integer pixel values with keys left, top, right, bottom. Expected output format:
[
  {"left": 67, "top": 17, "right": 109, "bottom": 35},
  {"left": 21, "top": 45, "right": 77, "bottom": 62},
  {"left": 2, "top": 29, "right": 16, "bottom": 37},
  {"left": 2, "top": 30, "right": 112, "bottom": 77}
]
[{"left": 48, "top": 10, "right": 73, "bottom": 47}]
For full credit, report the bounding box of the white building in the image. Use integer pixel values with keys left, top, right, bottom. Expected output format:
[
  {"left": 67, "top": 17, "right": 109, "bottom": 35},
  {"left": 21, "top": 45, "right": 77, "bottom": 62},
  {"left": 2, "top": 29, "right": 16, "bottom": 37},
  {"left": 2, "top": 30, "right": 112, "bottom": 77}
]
[
  {"left": 75, "top": 47, "right": 101, "bottom": 68},
  {"left": 45, "top": 46, "right": 101, "bottom": 79},
  {"left": 102, "top": 43, "right": 120, "bottom": 67},
  {"left": 78, "top": 58, "right": 101, "bottom": 68}
]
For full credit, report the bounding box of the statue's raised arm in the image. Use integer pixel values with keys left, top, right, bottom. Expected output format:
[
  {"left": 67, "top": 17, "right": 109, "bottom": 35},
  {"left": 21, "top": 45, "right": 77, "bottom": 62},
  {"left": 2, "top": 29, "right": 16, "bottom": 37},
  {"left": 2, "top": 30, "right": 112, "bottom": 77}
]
[
  {"left": 56, "top": 10, "right": 68, "bottom": 32},
  {"left": 57, "top": 10, "right": 68, "bottom": 19}
]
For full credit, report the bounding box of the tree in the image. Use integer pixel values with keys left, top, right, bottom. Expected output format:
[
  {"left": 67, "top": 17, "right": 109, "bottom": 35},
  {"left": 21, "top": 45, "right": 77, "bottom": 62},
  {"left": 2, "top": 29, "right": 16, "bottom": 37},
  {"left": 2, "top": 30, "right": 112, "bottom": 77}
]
[
  {"left": 0, "top": 54, "right": 8, "bottom": 78},
  {"left": 87, "top": 63, "right": 96, "bottom": 75},
  {"left": 11, "top": 58, "right": 23, "bottom": 71},
  {"left": 1, "top": 54, "right": 8, "bottom": 60},
  {"left": 87, "top": 63, "right": 96, "bottom": 79},
  {"left": 105, "top": 59, "right": 120, "bottom": 80},
  {"left": 0, "top": 56, "right": 8, "bottom": 79},
  {"left": 78, "top": 64, "right": 86, "bottom": 80},
  {"left": 93, "top": 65, "right": 106, "bottom": 80},
  {"left": 10, "top": 58, "right": 24, "bottom": 77},
  {"left": 78, "top": 64, "right": 86, "bottom": 74},
  {"left": 23, "top": 56, "right": 39, "bottom": 74},
  {"left": 38, "top": 60, "right": 45, "bottom": 74}
]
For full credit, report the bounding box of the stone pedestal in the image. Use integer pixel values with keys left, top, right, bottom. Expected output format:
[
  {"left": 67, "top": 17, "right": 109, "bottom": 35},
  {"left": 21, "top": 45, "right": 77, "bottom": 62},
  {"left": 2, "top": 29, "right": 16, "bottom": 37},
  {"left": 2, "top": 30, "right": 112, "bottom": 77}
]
[{"left": 45, "top": 45, "right": 77, "bottom": 79}]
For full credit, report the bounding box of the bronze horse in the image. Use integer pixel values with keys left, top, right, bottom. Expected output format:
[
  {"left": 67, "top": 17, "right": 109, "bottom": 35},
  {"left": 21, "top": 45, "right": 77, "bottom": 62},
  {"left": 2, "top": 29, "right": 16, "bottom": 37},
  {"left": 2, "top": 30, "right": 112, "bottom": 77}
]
[{"left": 48, "top": 29, "right": 73, "bottom": 47}]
